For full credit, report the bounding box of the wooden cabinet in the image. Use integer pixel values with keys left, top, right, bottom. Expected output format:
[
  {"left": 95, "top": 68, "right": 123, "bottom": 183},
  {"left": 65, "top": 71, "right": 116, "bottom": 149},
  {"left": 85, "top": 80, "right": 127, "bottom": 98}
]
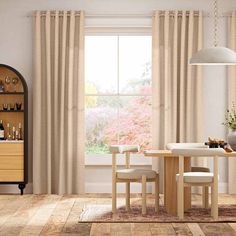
[{"left": 0, "top": 64, "right": 28, "bottom": 194}]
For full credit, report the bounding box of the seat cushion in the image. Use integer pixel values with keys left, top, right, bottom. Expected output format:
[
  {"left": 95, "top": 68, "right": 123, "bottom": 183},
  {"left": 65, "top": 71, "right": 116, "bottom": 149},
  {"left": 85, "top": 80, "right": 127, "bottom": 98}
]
[
  {"left": 176, "top": 172, "right": 214, "bottom": 183},
  {"left": 191, "top": 166, "right": 210, "bottom": 172},
  {"left": 109, "top": 145, "right": 140, "bottom": 153},
  {"left": 116, "top": 169, "right": 157, "bottom": 180}
]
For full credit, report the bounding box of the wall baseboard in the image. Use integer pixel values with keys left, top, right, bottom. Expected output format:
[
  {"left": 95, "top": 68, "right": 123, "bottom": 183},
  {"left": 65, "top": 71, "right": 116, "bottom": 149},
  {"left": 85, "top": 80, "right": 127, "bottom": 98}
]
[
  {"left": 0, "top": 183, "right": 33, "bottom": 194},
  {"left": 0, "top": 182, "right": 228, "bottom": 194}
]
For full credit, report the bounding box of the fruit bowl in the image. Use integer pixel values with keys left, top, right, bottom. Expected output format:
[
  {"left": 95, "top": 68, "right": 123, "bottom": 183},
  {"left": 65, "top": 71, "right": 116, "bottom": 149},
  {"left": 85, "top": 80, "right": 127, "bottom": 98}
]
[{"left": 205, "top": 138, "right": 226, "bottom": 148}]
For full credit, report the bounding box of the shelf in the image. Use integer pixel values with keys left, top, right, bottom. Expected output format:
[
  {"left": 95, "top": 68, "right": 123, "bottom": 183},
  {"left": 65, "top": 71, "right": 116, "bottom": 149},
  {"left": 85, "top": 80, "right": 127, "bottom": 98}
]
[
  {"left": 0, "top": 140, "right": 24, "bottom": 143},
  {"left": 0, "top": 110, "right": 24, "bottom": 113},
  {"left": 0, "top": 92, "right": 24, "bottom": 95}
]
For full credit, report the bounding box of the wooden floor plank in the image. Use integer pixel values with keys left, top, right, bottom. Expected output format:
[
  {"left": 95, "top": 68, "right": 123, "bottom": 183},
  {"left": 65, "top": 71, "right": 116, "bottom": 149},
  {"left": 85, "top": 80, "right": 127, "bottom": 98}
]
[
  {"left": 187, "top": 223, "right": 206, "bottom": 236},
  {"left": 39, "top": 196, "right": 75, "bottom": 235},
  {"left": 0, "top": 195, "right": 31, "bottom": 229},
  {"left": 110, "top": 223, "right": 131, "bottom": 236},
  {"left": 131, "top": 223, "right": 151, "bottom": 236},
  {"left": 149, "top": 223, "right": 176, "bottom": 235},
  {"left": 0, "top": 194, "right": 235, "bottom": 236},
  {"left": 90, "top": 223, "right": 110, "bottom": 236},
  {"left": 19, "top": 195, "right": 62, "bottom": 236},
  {"left": 199, "top": 223, "right": 236, "bottom": 236},
  {"left": 0, "top": 195, "right": 59, "bottom": 235},
  {"left": 172, "top": 223, "right": 193, "bottom": 236}
]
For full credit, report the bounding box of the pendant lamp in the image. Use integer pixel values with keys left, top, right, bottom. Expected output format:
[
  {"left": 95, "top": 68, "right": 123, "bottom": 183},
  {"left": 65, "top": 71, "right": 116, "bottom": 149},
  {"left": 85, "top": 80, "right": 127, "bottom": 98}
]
[{"left": 189, "top": 0, "right": 236, "bottom": 65}]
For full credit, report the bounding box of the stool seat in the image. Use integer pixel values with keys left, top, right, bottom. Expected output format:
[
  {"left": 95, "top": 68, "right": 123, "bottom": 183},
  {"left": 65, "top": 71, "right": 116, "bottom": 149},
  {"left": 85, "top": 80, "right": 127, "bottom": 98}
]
[
  {"left": 109, "top": 145, "right": 140, "bottom": 153},
  {"left": 176, "top": 172, "right": 213, "bottom": 183},
  {"left": 117, "top": 169, "right": 157, "bottom": 180},
  {"left": 191, "top": 166, "right": 210, "bottom": 172}
]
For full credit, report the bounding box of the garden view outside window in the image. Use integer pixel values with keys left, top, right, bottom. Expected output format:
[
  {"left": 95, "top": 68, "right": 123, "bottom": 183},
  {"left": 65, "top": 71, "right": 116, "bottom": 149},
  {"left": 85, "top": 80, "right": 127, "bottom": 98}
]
[{"left": 85, "top": 35, "right": 152, "bottom": 154}]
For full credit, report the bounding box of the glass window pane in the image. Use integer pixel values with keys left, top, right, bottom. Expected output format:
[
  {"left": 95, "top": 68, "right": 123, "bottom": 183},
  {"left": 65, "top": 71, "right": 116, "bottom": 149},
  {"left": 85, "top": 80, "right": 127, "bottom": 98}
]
[
  {"left": 119, "top": 36, "right": 152, "bottom": 94},
  {"left": 104, "top": 96, "right": 152, "bottom": 152},
  {"left": 85, "top": 96, "right": 119, "bottom": 154},
  {"left": 85, "top": 36, "right": 118, "bottom": 94},
  {"left": 85, "top": 36, "right": 152, "bottom": 155}
]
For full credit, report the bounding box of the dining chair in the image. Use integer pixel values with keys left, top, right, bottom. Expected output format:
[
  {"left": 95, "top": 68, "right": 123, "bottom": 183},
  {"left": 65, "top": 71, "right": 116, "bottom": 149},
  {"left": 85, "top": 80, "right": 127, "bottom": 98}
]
[
  {"left": 167, "top": 143, "right": 210, "bottom": 208},
  {"left": 109, "top": 145, "right": 159, "bottom": 215},
  {"left": 172, "top": 148, "right": 225, "bottom": 220}
]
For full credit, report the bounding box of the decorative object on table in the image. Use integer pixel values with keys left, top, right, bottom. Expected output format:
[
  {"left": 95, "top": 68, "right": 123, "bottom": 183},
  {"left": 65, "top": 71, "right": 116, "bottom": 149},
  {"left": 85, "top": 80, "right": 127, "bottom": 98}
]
[
  {"left": 0, "top": 80, "right": 4, "bottom": 92},
  {"left": 223, "top": 103, "right": 236, "bottom": 150},
  {"left": 224, "top": 144, "right": 233, "bottom": 153},
  {"left": 205, "top": 137, "right": 226, "bottom": 148},
  {"left": 190, "top": 0, "right": 236, "bottom": 65}
]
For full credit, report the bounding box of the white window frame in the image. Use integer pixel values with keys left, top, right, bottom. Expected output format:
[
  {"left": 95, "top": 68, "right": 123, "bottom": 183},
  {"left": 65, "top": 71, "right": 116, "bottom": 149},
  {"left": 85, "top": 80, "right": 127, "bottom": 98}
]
[{"left": 85, "top": 27, "right": 152, "bottom": 166}]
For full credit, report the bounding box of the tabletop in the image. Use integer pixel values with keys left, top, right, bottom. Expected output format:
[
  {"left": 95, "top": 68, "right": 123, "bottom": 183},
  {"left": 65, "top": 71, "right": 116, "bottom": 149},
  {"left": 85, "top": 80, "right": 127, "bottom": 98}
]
[{"left": 144, "top": 149, "right": 236, "bottom": 157}]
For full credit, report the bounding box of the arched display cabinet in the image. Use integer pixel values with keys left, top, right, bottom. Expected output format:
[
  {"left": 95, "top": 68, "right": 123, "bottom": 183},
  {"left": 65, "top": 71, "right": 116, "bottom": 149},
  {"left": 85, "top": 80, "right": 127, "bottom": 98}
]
[{"left": 0, "top": 64, "right": 28, "bottom": 194}]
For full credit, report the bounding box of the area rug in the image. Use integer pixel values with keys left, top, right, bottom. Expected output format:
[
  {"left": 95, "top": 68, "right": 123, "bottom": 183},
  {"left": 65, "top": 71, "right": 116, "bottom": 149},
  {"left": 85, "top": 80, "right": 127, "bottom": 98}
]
[{"left": 79, "top": 204, "right": 236, "bottom": 223}]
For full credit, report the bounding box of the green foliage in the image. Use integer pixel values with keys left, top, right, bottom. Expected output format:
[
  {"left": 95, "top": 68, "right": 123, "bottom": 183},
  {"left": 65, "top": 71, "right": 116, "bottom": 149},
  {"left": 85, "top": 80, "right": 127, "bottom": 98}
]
[
  {"left": 223, "top": 102, "right": 236, "bottom": 130},
  {"left": 86, "top": 144, "right": 109, "bottom": 154}
]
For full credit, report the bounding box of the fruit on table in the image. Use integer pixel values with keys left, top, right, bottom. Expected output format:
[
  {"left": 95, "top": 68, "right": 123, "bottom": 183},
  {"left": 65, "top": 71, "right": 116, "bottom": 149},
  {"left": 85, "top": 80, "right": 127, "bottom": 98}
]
[{"left": 208, "top": 137, "right": 224, "bottom": 143}]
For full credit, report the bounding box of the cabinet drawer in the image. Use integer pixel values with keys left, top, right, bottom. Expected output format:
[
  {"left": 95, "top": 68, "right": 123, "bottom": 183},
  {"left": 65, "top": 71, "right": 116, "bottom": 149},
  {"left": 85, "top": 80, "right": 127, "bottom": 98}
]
[
  {"left": 0, "top": 143, "right": 24, "bottom": 155},
  {"left": 0, "top": 155, "right": 23, "bottom": 169},
  {"left": 0, "top": 170, "right": 23, "bottom": 182}
]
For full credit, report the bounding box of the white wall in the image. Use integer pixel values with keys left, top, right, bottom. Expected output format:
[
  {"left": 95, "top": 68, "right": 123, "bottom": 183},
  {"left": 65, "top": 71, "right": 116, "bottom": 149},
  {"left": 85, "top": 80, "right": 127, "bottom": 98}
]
[{"left": 0, "top": 0, "right": 235, "bottom": 193}]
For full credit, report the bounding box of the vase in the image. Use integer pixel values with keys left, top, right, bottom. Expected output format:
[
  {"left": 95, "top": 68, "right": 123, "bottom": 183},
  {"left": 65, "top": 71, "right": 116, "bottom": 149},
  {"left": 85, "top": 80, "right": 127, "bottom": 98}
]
[{"left": 227, "top": 129, "right": 236, "bottom": 151}]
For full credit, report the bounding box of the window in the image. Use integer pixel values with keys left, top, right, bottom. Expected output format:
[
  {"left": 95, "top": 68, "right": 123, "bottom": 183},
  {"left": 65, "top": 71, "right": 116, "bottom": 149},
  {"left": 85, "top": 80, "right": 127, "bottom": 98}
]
[{"left": 85, "top": 35, "right": 152, "bottom": 154}]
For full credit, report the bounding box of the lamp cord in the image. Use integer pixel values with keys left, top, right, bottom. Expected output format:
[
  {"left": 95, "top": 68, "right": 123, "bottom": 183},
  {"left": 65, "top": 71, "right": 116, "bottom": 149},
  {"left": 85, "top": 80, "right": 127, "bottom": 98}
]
[{"left": 213, "top": 0, "right": 218, "bottom": 47}]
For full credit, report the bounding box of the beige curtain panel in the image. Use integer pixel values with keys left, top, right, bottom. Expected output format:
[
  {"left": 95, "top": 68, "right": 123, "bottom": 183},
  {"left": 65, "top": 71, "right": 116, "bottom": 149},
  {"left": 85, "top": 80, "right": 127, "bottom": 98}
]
[
  {"left": 33, "top": 11, "right": 85, "bottom": 194},
  {"left": 152, "top": 10, "right": 204, "bottom": 188},
  {"left": 228, "top": 10, "right": 236, "bottom": 194}
]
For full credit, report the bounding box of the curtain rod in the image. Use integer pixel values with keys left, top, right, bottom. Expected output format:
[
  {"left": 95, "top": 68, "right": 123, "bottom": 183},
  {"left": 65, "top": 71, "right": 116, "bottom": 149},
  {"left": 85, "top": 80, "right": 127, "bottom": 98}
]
[{"left": 28, "top": 11, "right": 230, "bottom": 18}]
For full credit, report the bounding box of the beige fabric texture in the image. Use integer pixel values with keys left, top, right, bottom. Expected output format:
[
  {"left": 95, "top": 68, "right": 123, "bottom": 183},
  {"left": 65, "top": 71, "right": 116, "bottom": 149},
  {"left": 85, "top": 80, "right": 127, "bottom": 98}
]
[
  {"left": 109, "top": 145, "right": 140, "bottom": 153},
  {"left": 228, "top": 11, "right": 236, "bottom": 194},
  {"left": 152, "top": 11, "right": 204, "bottom": 191},
  {"left": 33, "top": 11, "right": 85, "bottom": 194},
  {"left": 116, "top": 169, "right": 157, "bottom": 180},
  {"left": 176, "top": 172, "right": 214, "bottom": 183}
]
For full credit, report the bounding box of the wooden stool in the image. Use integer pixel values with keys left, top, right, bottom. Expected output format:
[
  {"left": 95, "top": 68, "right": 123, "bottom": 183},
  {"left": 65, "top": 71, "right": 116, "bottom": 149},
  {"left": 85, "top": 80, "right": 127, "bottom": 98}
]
[{"left": 110, "top": 145, "right": 159, "bottom": 215}]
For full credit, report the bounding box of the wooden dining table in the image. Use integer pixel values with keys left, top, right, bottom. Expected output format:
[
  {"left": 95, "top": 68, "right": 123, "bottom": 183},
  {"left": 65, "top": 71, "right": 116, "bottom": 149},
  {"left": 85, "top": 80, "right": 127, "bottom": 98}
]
[{"left": 144, "top": 149, "right": 236, "bottom": 216}]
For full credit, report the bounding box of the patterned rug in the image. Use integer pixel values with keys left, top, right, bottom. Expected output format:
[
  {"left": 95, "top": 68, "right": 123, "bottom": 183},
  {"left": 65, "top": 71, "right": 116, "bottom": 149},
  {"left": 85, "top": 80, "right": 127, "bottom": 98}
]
[{"left": 79, "top": 204, "right": 236, "bottom": 223}]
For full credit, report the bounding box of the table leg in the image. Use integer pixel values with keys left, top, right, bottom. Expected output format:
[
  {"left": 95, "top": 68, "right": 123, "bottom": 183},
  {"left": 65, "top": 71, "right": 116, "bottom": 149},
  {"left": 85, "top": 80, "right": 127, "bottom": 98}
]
[{"left": 164, "top": 156, "right": 191, "bottom": 215}]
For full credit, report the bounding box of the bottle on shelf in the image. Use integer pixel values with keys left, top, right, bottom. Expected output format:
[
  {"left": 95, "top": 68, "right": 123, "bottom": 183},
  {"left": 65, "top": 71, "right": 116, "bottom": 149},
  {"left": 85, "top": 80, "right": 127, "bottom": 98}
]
[
  {"left": 18, "top": 123, "right": 23, "bottom": 140},
  {"left": 6, "top": 123, "right": 11, "bottom": 140},
  {"left": 12, "top": 126, "right": 16, "bottom": 140},
  {"left": 0, "top": 120, "right": 5, "bottom": 140},
  {"left": 0, "top": 80, "right": 4, "bottom": 92},
  {"left": 15, "top": 130, "right": 19, "bottom": 140}
]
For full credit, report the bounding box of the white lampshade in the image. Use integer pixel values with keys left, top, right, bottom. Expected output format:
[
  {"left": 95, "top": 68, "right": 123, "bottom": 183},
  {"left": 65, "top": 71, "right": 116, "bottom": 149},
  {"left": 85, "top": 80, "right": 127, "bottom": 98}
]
[{"left": 189, "top": 47, "right": 236, "bottom": 65}]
